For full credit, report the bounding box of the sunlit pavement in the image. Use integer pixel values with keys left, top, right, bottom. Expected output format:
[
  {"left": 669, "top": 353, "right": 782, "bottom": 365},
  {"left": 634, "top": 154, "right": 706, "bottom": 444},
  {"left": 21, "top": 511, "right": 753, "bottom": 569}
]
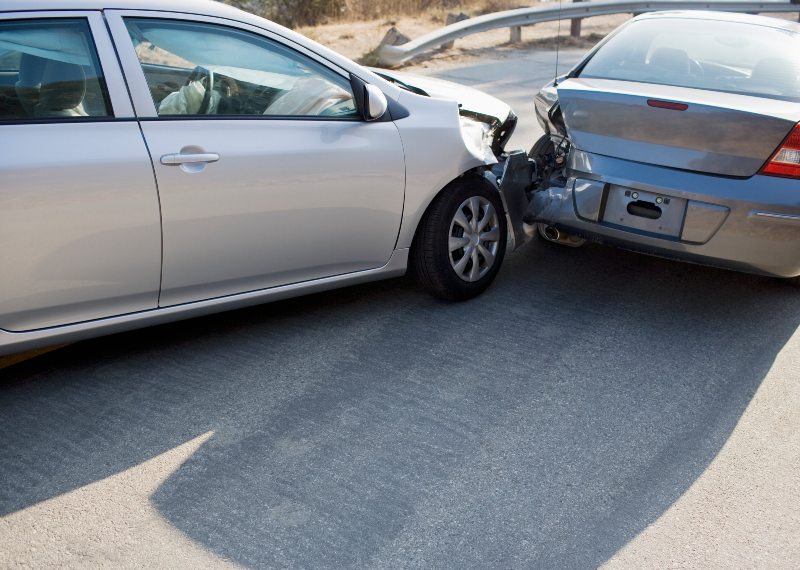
[{"left": 1, "top": 49, "right": 798, "bottom": 568}]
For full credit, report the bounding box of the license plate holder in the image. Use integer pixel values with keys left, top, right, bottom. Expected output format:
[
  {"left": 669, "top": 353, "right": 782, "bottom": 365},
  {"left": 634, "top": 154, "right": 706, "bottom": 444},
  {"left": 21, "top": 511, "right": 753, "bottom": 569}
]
[{"left": 602, "top": 185, "right": 687, "bottom": 238}]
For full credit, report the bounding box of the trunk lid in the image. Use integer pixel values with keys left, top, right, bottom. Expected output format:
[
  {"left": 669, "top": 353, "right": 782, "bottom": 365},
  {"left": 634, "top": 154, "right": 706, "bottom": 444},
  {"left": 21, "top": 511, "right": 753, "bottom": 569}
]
[{"left": 557, "top": 78, "right": 800, "bottom": 177}]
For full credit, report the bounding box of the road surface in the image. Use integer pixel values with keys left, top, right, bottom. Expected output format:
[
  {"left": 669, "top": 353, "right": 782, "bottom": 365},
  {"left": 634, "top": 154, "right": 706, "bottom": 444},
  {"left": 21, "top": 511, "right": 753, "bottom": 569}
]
[{"left": 1, "top": 49, "right": 798, "bottom": 569}]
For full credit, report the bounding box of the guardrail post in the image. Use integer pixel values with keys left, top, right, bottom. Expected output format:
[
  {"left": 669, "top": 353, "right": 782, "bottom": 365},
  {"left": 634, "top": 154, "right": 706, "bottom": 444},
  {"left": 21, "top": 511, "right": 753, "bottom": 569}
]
[
  {"left": 510, "top": 25, "right": 522, "bottom": 42},
  {"left": 442, "top": 12, "right": 469, "bottom": 48},
  {"left": 570, "top": 0, "right": 584, "bottom": 37}
]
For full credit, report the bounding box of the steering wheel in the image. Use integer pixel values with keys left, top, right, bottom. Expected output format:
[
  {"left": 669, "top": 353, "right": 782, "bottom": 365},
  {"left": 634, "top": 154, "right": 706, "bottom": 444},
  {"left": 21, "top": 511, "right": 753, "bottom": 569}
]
[{"left": 185, "top": 65, "right": 215, "bottom": 115}]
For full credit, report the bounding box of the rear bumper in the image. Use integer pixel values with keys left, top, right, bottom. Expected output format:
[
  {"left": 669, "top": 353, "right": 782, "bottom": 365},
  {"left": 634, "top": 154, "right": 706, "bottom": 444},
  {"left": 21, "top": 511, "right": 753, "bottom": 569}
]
[{"left": 528, "top": 149, "right": 800, "bottom": 278}]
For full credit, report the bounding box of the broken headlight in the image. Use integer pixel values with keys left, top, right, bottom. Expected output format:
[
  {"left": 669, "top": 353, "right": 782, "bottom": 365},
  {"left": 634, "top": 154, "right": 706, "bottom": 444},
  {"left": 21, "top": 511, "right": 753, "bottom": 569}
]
[{"left": 459, "top": 116, "right": 496, "bottom": 163}]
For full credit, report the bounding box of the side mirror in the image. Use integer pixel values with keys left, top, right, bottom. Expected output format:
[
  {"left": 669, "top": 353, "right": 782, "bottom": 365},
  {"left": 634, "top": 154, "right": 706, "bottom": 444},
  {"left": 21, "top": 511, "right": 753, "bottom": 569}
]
[
  {"left": 365, "top": 84, "right": 388, "bottom": 121},
  {"left": 350, "top": 74, "right": 388, "bottom": 121}
]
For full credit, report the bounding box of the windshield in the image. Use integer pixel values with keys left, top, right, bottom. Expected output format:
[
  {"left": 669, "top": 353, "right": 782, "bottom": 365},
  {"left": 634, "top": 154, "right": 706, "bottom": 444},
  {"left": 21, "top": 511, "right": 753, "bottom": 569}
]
[{"left": 578, "top": 17, "right": 800, "bottom": 102}]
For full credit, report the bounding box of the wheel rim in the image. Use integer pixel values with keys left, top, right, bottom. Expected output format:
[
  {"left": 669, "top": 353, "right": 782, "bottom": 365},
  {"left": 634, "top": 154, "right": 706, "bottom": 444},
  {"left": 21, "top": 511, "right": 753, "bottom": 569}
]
[{"left": 448, "top": 196, "right": 501, "bottom": 283}]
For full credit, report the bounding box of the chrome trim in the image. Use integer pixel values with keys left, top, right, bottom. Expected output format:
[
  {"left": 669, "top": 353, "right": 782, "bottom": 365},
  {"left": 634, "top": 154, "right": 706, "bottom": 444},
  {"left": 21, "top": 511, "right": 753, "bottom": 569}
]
[
  {"left": 748, "top": 211, "right": 800, "bottom": 225},
  {"left": 160, "top": 152, "right": 220, "bottom": 165}
]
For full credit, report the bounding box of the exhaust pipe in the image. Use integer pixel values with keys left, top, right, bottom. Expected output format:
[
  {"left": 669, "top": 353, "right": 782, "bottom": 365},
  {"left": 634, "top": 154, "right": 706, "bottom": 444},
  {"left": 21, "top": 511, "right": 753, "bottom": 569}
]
[
  {"left": 542, "top": 225, "right": 560, "bottom": 241},
  {"left": 537, "top": 223, "right": 586, "bottom": 248}
]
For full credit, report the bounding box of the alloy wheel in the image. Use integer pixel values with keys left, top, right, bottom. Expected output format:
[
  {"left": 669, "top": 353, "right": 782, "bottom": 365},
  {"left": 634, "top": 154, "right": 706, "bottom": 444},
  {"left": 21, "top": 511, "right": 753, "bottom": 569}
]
[{"left": 448, "top": 196, "right": 501, "bottom": 282}]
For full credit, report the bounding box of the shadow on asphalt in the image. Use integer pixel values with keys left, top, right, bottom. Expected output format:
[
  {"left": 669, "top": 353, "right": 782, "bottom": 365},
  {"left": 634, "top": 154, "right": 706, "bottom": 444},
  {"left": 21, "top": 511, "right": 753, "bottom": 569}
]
[{"left": 1, "top": 240, "right": 798, "bottom": 568}]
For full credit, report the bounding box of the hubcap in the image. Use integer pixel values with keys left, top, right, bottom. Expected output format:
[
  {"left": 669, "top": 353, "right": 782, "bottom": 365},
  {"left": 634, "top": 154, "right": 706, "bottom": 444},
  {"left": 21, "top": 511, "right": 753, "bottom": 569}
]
[{"left": 448, "top": 196, "right": 501, "bottom": 282}]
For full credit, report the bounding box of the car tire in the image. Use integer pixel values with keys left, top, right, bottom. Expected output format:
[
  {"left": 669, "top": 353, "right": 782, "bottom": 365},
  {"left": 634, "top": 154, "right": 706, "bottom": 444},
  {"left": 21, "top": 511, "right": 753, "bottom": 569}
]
[
  {"left": 411, "top": 176, "right": 507, "bottom": 301},
  {"left": 785, "top": 275, "right": 800, "bottom": 286}
]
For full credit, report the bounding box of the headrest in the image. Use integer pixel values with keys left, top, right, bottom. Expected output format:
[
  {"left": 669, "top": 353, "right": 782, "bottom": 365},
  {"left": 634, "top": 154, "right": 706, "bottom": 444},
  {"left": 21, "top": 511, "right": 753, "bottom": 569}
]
[
  {"left": 649, "top": 47, "right": 691, "bottom": 75},
  {"left": 37, "top": 59, "right": 86, "bottom": 112},
  {"left": 15, "top": 53, "right": 48, "bottom": 115},
  {"left": 750, "top": 57, "right": 799, "bottom": 96}
]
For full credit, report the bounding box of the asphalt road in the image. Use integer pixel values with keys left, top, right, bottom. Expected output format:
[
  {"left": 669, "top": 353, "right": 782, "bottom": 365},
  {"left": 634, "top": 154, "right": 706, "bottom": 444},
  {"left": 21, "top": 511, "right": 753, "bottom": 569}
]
[{"left": 1, "top": 49, "right": 799, "bottom": 569}]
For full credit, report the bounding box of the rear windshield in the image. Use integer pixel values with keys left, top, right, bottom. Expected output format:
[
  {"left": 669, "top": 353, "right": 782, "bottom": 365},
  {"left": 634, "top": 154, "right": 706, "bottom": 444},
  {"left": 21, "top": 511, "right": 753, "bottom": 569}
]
[{"left": 578, "top": 17, "right": 800, "bottom": 102}]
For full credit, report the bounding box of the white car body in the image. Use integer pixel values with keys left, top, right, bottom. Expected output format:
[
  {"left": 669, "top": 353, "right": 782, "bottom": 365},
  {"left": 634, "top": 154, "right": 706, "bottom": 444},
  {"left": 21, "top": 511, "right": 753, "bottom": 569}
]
[{"left": 0, "top": 0, "right": 528, "bottom": 355}]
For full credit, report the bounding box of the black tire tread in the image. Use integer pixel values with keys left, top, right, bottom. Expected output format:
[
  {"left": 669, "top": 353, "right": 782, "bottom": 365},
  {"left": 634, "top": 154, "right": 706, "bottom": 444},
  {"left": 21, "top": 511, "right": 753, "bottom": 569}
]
[{"left": 411, "top": 176, "right": 507, "bottom": 301}]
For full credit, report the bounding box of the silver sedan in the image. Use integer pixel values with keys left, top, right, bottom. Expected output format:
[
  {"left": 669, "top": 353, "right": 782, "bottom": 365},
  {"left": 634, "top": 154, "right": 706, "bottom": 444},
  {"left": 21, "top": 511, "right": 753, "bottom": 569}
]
[
  {"left": 0, "top": 0, "right": 529, "bottom": 356},
  {"left": 528, "top": 11, "right": 800, "bottom": 283}
]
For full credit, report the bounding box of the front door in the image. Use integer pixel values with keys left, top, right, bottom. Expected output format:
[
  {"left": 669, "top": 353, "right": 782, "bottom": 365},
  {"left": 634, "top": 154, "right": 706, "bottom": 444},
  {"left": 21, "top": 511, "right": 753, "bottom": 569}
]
[{"left": 108, "top": 13, "right": 406, "bottom": 306}]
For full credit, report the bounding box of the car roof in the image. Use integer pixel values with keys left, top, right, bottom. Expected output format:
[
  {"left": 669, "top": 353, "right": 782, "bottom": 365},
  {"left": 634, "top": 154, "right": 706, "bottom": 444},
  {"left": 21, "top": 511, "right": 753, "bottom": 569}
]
[
  {"left": 0, "top": 0, "right": 405, "bottom": 99},
  {"left": 0, "top": 0, "right": 241, "bottom": 16},
  {"left": 635, "top": 10, "right": 800, "bottom": 33}
]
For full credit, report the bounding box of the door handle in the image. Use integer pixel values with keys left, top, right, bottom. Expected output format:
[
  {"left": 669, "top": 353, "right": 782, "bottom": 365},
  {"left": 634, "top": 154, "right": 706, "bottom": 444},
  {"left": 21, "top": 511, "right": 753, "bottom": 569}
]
[{"left": 160, "top": 152, "right": 220, "bottom": 166}]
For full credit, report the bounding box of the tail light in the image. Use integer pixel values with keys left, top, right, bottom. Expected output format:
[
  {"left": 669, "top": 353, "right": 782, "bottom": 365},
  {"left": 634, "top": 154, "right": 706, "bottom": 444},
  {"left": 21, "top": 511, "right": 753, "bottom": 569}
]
[{"left": 760, "top": 122, "right": 800, "bottom": 178}]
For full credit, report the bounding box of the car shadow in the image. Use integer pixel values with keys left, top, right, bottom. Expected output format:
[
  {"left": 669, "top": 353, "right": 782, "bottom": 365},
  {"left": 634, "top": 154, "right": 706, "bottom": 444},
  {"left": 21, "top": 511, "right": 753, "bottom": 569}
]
[{"left": 1, "top": 241, "right": 798, "bottom": 568}]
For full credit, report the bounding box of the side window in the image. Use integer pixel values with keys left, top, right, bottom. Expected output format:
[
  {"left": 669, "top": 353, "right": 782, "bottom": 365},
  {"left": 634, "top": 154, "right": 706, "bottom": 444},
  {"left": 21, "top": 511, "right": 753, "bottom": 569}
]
[
  {"left": 124, "top": 18, "right": 358, "bottom": 119},
  {"left": 0, "top": 19, "right": 111, "bottom": 120}
]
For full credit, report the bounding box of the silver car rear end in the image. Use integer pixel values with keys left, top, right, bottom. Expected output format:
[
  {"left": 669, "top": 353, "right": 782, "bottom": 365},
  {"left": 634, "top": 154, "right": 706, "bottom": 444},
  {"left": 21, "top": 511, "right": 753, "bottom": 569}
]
[{"left": 530, "top": 12, "right": 800, "bottom": 279}]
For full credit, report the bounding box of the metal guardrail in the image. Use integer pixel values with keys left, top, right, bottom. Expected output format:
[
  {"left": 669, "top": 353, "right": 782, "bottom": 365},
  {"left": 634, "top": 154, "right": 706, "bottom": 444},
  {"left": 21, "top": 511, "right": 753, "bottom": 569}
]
[{"left": 375, "top": 0, "right": 800, "bottom": 65}]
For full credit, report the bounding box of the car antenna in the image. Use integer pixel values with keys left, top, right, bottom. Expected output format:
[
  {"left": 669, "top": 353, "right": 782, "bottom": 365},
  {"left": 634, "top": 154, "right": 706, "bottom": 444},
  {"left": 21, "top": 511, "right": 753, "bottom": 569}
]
[{"left": 553, "top": 0, "right": 563, "bottom": 87}]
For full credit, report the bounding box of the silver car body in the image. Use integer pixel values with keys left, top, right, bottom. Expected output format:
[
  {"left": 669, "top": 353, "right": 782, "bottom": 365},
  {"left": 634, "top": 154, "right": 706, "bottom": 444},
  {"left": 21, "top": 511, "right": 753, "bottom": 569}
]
[
  {"left": 530, "top": 12, "right": 800, "bottom": 278},
  {"left": 0, "top": 0, "right": 526, "bottom": 355}
]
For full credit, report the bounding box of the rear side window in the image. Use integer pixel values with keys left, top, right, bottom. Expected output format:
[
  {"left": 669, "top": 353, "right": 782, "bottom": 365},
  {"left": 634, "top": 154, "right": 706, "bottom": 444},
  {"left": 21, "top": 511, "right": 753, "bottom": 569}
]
[
  {"left": 578, "top": 18, "right": 800, "bottom": 102},
  {"left": 0, "top": 19, "right": 111, "bottom": 121}
]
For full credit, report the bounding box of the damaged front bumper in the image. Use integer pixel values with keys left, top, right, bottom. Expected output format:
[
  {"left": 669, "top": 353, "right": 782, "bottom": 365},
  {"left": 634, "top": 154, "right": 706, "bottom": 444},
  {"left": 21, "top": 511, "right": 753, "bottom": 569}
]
[{"left": 485, "top": 150, "right": 537, "bottom": 252}]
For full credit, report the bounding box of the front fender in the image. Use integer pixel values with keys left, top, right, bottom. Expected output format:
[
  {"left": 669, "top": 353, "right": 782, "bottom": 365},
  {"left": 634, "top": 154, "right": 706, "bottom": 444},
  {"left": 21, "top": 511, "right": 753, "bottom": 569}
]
[
  {"left": 393, "top": 91, "right": 534, "bottom": 252},
  {"left": 393, "top": 91, "right": 496, "bottom": 250}
]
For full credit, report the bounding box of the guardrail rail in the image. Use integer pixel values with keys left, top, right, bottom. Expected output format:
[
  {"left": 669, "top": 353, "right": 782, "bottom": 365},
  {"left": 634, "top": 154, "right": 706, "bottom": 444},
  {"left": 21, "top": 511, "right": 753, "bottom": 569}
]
[{"left": 376, "top": 0, "right": 800, "bottom": 65}]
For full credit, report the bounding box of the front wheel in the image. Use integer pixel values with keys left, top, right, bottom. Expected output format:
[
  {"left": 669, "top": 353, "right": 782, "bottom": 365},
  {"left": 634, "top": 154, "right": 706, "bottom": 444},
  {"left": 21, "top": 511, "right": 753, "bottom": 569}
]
[{"left": 411, "top": 177, "right": 507, "bottom": 301}]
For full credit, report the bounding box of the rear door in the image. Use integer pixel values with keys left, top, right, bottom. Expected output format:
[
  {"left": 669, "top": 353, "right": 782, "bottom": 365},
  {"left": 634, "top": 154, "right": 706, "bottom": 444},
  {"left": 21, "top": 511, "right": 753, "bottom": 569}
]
[
  {"left": 106, "top": 11, "right": 405, "bottom": 307},
  {"left": 0, "top": 12, "right": 161, "bottom": 332}
]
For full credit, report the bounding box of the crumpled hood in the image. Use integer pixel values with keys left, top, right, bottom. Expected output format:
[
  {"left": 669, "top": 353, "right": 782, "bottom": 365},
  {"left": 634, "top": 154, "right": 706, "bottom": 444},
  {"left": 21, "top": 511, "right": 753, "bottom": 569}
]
[{"left": 369, "top": 67, "right": 512, "bottom": 126}]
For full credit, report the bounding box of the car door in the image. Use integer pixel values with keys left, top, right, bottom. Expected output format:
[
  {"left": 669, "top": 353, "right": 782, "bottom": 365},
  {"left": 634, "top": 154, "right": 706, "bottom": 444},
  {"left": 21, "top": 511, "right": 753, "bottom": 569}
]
[
  {"left": 0, "top": 12, "right": 161, "bottom": 332},
  {"left": 106, "top": 11, "right": 406, "bottom": 307}
]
